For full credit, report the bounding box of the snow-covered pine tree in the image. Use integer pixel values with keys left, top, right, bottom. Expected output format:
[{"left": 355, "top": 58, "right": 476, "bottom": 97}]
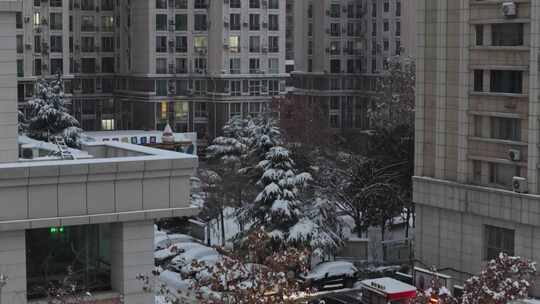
[
  {"left": 246, "top": 146, "right": 311, "bottom": 244},
  {"left": 462, "top": 253, "right": 536, "bottom": 304},
  {"left": 206, "top": 116, "right": 251, "bottom": 166},
  {"left": 26, "top": 75, "right": 82, "bottom": 147},
  {"left": 249, "top": 115, "right": 282, "bottom": 161}
]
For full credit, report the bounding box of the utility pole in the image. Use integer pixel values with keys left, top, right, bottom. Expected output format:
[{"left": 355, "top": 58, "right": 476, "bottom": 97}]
[{"left": 0, "top": 273, "right": 7, "bottom": 304}]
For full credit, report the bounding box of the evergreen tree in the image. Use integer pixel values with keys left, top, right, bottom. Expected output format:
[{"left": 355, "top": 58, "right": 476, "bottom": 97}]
[
  {"left": 26, "top": 75, "right": 82, "bottom": 147},
  {"left": 244, "top": 146, "right": 311, "bottom": 244}
]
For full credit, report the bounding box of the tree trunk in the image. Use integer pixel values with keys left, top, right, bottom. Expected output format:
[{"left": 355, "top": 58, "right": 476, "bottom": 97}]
[
  {"left": 220, "top": 199, "right": 226, "bottom": 247},
  {"left": 405, "top": 206, "right": 411, "bottom": 238}
]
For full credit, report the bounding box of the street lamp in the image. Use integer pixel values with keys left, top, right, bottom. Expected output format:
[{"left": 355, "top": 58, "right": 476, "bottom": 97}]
[{"left": 0, "top": 273, "right": 7, "bottom": 304}]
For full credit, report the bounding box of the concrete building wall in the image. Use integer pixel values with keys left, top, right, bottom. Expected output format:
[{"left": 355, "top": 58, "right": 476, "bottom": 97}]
[
  {"left": 0, "top": 230, "right": 26, "bottom": 304},
  {"left": 0, "top": 1, "right": 21, "bottom": 163},
  {"left": 111, "top": 220, "right": 154, "bottom": 304}
]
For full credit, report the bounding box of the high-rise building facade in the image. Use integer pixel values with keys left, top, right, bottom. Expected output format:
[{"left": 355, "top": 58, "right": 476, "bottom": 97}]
[
  {"left": 289, "top": 0, "right": 415, "bottom": 135},
  {"left": 414, "top": 0, "right": 540, "bottom": 294},
  {"left": 16, "top": 0, "right": 287, "bottom": 141}
]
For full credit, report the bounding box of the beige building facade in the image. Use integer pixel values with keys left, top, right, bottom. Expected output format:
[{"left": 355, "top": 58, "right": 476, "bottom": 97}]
[
  {"left": 1, "top": 3, "right": 198, "bottom": 303},
  {"left": 289, "top": 0, "right": 416, "bottom": 135},
  {"left": 16, "top": 0, "right": 288, "bottom": 140},
  {"left": 414, "top": 0, "right": 540, "bottom": 294}
]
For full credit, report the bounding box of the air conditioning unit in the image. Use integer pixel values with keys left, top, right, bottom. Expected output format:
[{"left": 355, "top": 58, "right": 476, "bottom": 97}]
[
  {"left": 25, "top": 43, "right": 32, "bottom": 50},
  {"left": 24, "top": 16, "right": 30, "bottom": 23},
  {"left": 502, "top": 2, "right": 517, "bottom": 18},
  {"left": 508, "top": 148, "right": 521, "bottom": 161},
  {"left": 512, "top": 176, "right": 527, "bottom": 193}
]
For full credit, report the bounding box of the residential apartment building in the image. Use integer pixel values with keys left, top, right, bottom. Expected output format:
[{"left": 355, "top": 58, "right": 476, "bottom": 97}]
[
  {"left": 1, "top": 2, "right": 198, "bottom": 303},
  {"left": 16, "top": 0, "right": 288, "bottom": 141},
  {"left": 289, "top": 0, "right": 415, "bottom": 134},
  {"left": 414, "top": 0, "right": 540, "bottom": 295}
]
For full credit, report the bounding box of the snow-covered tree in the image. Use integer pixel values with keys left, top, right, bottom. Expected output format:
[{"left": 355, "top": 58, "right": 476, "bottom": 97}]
[
  {"left": 240, "top": 146, "right": 311, "bottom": 246},
  {"left": 462, "top": 253, "right": 536, "bottom": 304},
  {"left": 26, "top": 75, "right": 82, "bottom": 147},
  {"left": 248, "top": 115, "right": 282, "bottom": 162},
  {"left": 207, "top": 116, "right": 252, "bottom": 167}
]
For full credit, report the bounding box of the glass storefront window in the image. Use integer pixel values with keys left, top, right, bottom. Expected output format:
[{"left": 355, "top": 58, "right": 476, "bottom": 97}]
[{"left": 26, "top": 224, "right": 112, "bottom": 299}]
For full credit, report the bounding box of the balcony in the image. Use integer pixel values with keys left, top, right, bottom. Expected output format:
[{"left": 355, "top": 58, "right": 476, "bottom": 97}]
[{"left": 0, "top": 136, "right": 198, "bottom": 232}]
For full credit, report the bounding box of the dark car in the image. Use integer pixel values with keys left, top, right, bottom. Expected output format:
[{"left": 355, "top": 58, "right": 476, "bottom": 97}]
[{"left": 299, "top": 261, "right": 359, "bottom": 291}]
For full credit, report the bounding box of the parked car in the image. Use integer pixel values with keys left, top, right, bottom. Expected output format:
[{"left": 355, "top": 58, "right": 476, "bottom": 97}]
[
  {"left": 155, "top": 233, "right": 194, "bottom": 251},
  {"left": 170, "top": 246, "right": 219, "bottom": 272},
  {"left": 299, "top": 261, "right": 359, "bottom": 291}
]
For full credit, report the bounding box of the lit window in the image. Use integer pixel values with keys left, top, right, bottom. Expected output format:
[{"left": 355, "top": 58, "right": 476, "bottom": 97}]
[{"left": 101, "top": 119, "right": 115, "bottom": 130}]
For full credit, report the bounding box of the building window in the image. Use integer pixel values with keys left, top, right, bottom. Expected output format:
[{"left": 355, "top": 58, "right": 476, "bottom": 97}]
[
  {"left": 16, "top": 12, "right": 23, "bottom": 28},
  {"left": 194, "top": 102, "right": 208, "bottom": 118},
  {"left": 26, "top": 224, "right": 112, "bottom": 300},
  {"left": 176, "top": 58, "right": 187, "bottom": 73},
  {"left": 230, "top": 13, "right": 241, "bottom": 30},
  {"left": 175, "top": 14, "right": 187, "bottom": 31},
  {"left": 383, "top": 20, "right": 389, "bottom": 32},
  {"left": 176, "top": 36, "right": 187, "bottom": 52},
  {"left": 383, "top": 0, "right": 389, "bottom": 12},
  {"left": 268, "top": 58, "right": 279, "bottom": 74},
  {"left": 330, "top": 4, "right": 340, "bottom": 18},
  {"left": 34, "top": 58, "right": 42, "bottom": 76},
  {"left": 268, "top": 80, "right": 279, "bottom": 96},
  {"left": 17, "top": 59, "right": 23, "bottom": 77},
  {"left": 229, "top": 35, "right": 240, "bottom": 52},
  {"left": 82, "top": 78, "right": 95, "bottom": 93},
  {"left": 81, "top": 16, "right": 95, "bottom": 32},
  {"left": 194, "top": 0, "right": 207, "bottom": 9},
  {"left": 330, "top": 41, "right": 340, "bottom": 55},
  {"left": 249, "top": 58, "right": 260, "bottom": 73},
  {"left": 51, "top": 36, "right": 62, "bottom": 53},
  {"left": 156, "top": 58, "right": 167, "bottom": 74},
  {"left": 485, "top": 225, "right": 515, "bottom": 260},
  {"left": 249, "top": 36, "right": 260, "bottom": 52},
  {"left": 230, "top": 58, "right": 241, "bottom": 74},
  {"left": 249, "top": 14, "right": 260, "bottom": 31},
  {"left": 476, "top": 24, "right": 484, "bottom": 46},
  {"left": 100, "top": 16, "right": 114, "bottom": 32},
  {"left": 249, "top": 0, "right": 260, "bottom": 9},
  {"left": 231, "top": 80, "right": 241, "bottom": 96},
  {"left": 81, "top": 58, "right": 96, "bottom": 73},
  {"left": 81, "top": 0, "right": 95, "bottom": 10},
  {"left": 16, "top": 35, "right": 23, "bottom": 54},
  {"left": 101, "top": 119, "right": 115, "bottom": 130},
  {"left": 156, "top": 36, "right": 167, "bottom": 52},
  {"left": 51, "top": 58, "right": 63, "bottom": 74},
  {"left": 156, "top": 80, "right": 168, "bottom": 96},
  {"left": 474, "top": 70, "right": 483, "bottom": 92},
  {"left": 101, "top": 57, "right": 114, "bottom": 73},
  {"left": 156, "top": 14, "right": 167, "bottom": 31},
  {"left": 230, "top": 102, "right": 241, "bottom": 118},
  {"left": 490, "top": 70, "right": 522, "bottom": 94},
  {"left": 492, "top": 23, "right": 523, "bottom": 46},
  {"left": 269, "top": 14, "right": 279, "bottom": 31},
  {"left": 174, "top": 101, "right": 188, "bottom": 120},
  {"left": 194, "top": 14, "right": 207, "bottom": 31},
  {"left": 490, "top": 117, "right": 520, "bottom": 141},
  {"left": 175, "top": 0, "right": 187, "bottom": 9},
  {"left": 82, "top": 36, "right": 95, "bottom": 52},
  {"left": 230, "top": 0, "right": 241, "bottom": 8},
  {"left": 50, "top": 13, "right": 62, "bottom": 30},
  {"left": 489, "top": 163, "right": 520, "bottom": 188},
  {"left": 330, "top": 59, "right": 341, "bottom": 73},
  {"left": 156, "top": 0, "right": 167, "bottom": 9},
  {"left": 268, "top": 36, "right": 279, "bottom": 52},
  {"left": 472, "top": 160, "right": 482, "bottom": 183},
  {"left": 330, "top": 23, "right": 341, "bottom": 37},
  {"left": 101, "top": 0, "right": 114, "bottom": 10},
  {"left": 249, "top": 80, "right": 261, "bottom": 96},
  {"left": 192, "top": 58, "right": 205, "bottom": 73},
  {"left": 396, "top": 21, "right": 401, "bottom": 36},
  {"left": 102, "top": 37, "right": 114, "bottom": 52},
  {"left": 396, "top": 1, "right": 401, "bottom": 16},
  {"left": 194, "top": 36, "right": 207, "bottom": 52}
]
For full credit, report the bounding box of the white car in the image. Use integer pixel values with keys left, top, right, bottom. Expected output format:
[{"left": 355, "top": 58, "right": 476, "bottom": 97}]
[
  {"left": 155, "top": 233, "right": 194, "bottom": 251},
  {"left": 170, "top": 247, "right": 219, "bottom": 272}
]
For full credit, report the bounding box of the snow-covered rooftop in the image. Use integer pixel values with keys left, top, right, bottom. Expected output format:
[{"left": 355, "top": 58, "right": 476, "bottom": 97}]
[{"left": 361, "top": 277, "right": 416, "bottom": 294}]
